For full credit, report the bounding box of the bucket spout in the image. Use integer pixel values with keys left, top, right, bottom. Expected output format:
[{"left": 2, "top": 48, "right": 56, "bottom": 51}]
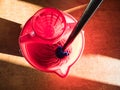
[{"left": 55, "top": 65, "right": 69, "bottom": 77}]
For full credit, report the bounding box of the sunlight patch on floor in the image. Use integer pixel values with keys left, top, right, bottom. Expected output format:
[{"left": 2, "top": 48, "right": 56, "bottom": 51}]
[
  {"left": 0, "top": 0, "right": 42, "bottom": 24},
  {"left": 0, "top": 52, "right": 120, "bottom": 86},
  {"left": 0, "top": 53, "right": 32, "bottom": 68},
  {"left": 70, "top": 54, "right": 120, "bottom": 86},
  {"left": 64, "top": 4, "right": 87, "bottom": 13}
]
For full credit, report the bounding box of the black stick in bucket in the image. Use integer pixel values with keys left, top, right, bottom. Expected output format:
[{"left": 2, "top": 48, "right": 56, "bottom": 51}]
[{"left": 56, "top": 0, "right": 103, "bottom": 58}]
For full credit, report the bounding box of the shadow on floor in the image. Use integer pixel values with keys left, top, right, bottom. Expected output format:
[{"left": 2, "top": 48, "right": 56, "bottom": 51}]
[
  {"left": 82, "top": 0, "right": 120, "bottom": 59},
  {"left": 0, "top": 60, "right": 120, "bottom": 90},
  {"left": 20, "top": 0, "right": 89, "bottom": 10},
  {"left": 0, "top": 18, "right": 21, "bottom": 56}
]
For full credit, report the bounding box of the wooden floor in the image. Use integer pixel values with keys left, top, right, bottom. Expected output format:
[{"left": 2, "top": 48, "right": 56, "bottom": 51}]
[{"left": 0, "top": 0, "right": 120, "bottom": 90}]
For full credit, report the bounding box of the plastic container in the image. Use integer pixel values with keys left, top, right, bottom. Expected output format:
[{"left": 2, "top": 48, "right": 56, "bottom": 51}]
[{"left": 19, "top": 7, "right": 85, "bottom": 77}]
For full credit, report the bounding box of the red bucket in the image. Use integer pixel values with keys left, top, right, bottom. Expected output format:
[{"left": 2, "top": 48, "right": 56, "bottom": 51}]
[{"left": 19, "top": 7, "right": 85, "bottom": 77}]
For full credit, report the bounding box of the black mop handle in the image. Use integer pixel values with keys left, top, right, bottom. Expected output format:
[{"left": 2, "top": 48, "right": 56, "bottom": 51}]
[{"left": 63, "top": 0, "right": 103, "bottom": 50}]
